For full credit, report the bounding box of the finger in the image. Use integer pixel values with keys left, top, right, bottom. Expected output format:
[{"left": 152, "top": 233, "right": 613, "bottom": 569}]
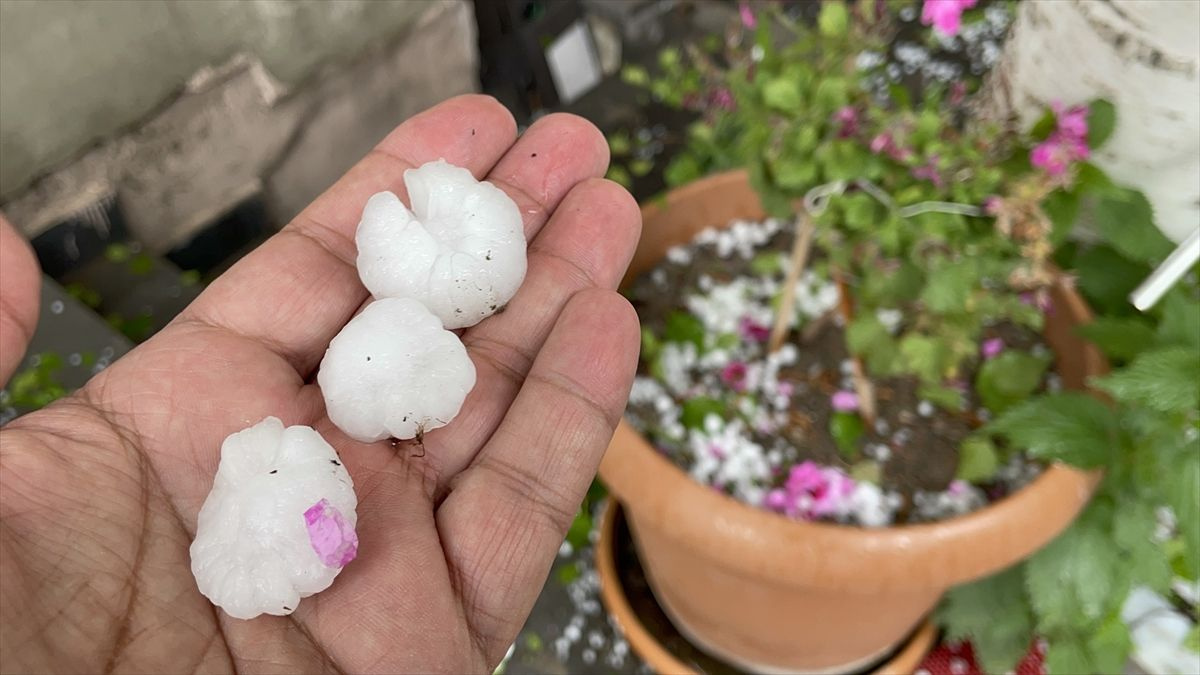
[
  {"left": 424, "top": 179, "right": 640, "bottom": 483},
  {"left": 0, "top": 214, "right": 41, "bottom": 384},
  {"left": 486, "top": 113, "right": 610, "bottom": 241},
  {"left": 178, "top": 94, "right": 517, "bottom": 375},
  {"left": 435, "top": 289, "right": 639, "bottom": 660},
  {"left": 177, "top": 108, "right": 609, "bottom": 380}
]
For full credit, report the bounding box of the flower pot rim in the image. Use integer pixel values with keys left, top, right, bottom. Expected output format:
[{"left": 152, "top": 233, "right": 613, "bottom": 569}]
[{"left": 602, "top": 169, "right": 1105, "bottom": 591}]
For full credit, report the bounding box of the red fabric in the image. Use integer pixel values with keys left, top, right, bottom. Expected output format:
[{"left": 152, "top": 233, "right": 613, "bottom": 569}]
[{"left": 916, "top": 639, "right": 1046, "bottom": 675}]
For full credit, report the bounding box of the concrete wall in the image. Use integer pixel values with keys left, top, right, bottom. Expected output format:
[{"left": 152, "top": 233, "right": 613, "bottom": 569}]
[{"left": 0, "top": 0, "right": 437, "bottom": 199}]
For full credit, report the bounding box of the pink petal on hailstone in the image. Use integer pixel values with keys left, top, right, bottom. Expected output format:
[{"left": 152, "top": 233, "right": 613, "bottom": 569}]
[
  {"left": 831, "top": 390, "right": 860, "bottom": 412},
  {"left": 304, "top": 498, "right": 358, "bottom": 567}
]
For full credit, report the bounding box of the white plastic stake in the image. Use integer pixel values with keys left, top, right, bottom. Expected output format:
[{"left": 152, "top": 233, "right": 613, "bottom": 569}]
[{"left": 1130, "top": 228, "right": 1200, "bottom": 311}]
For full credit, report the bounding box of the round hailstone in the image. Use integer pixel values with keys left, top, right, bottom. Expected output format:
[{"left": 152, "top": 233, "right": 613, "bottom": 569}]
[
  {"left": 355, "top": 159, "right": 527, "bottom": 329},
  {"left": 318, "top": 297, "right": 477, "bottom": 442},
  {"left": 190, "top": 417, "right": 358, "bottom": 620}
]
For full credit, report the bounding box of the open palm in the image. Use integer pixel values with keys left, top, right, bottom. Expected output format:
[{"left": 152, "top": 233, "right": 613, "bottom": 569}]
[{"left": 0, "top": 95, "right": 641, "bottom": 674}]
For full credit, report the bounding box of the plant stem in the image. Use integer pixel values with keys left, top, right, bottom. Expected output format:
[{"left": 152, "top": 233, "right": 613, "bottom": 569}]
[
  {"left": 768, "top": 210, "right": 816, "bottom": 354},
  {"left": 834, "top": 274, "right": 878, "bottom": 425}
]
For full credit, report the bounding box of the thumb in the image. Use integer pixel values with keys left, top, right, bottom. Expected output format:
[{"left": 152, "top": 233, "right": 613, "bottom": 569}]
[{"left": 0, "top": 214, "right": 40, "bottom": 385}]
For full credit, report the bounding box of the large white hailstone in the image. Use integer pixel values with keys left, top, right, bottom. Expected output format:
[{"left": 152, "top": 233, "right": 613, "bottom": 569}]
[
  {"left": 318, "top": 297, "right": 477, "bottom": 442},
  {"left": 355, "top": 159, "right": 527, "bottom": 329},
  {"left": 190, "top": 417, "right": 359, "bottom": 620}
]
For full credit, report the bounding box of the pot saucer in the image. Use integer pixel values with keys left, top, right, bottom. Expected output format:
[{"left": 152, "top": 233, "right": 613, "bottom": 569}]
[{"left": 596, "top": 501, "right": 938, "bottom": 675}]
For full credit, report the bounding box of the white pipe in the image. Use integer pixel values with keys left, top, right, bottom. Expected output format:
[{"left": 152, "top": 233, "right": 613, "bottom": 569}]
[{"left": 1130, "top": 228, "right": 1200, "bottom": 311}]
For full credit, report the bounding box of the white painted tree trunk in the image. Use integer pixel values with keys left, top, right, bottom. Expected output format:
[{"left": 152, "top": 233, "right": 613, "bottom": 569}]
[{"left": 987, "top": 0, "right": 1200, "bottom": 243}]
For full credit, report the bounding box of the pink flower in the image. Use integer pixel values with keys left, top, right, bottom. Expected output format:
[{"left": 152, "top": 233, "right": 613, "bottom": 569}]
[
  {"left": 739, "top": 1, "right": 757, "bottom": 29},
  {"left": 949, "top": 81, "right": 967, "bottom": 106},
  {"left": 1031, "top": 103, "right": 1092, "bottom": 177},
  {"left": 831, "top": 390, "right": 860, "bottom": 412},
  {"left": 1031, "top": 134, "right": 1090, "bottom": 177},
  {"left": 981, "top": 337, "right": 1005, "bottom": 360},
  {"left": 833, "top": 106, "right": 860, "bottom": 138},
  {"left": 870, "top": 132, "right": 893, "bottom": 154},
  {"left": 921, "top": 0, "right": 977, "bottom": 37},
  {"left": 810, "top": 471, "right": 857, "bottom": 517},
  {"left": 776, "top": 381, "right": 795, "bottom": 398},
  {"left": 1054, "top": 103, "right": 1089, "bottom": 140},
  {"left": 708, "top": 87, "right": 736, "bottom": 112},
  {"left": 786, "top": 461, "right": 827, "bottom": 494},
  {"left": 775, "top": 462, "right": 858, "bottom": 519},
  {"left": 947, "top": 480, "right": 969, "bottom": 496},
  {"left": 739, "top": 315, "right": 771, "bottom": 343},
  {"left": 721, "top": 361, "right": 749, "bottom": 391},
  {"left": 911, "top": 155, "right": 944, "bottom": 188},
  {"left": 765, "top": 488, "right": 789, "bottom": 512},
  {"left": 983, "top": 196, "right": 1002, "bottom": 215}
]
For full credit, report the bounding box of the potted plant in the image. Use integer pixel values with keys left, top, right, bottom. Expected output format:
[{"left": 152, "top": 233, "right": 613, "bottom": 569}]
[
  {"left": 939, "top": 214, "right": 1200, "bottom": 674},
  {"left": 598, "top": 2, "right": 1195, "bottom": 672}
]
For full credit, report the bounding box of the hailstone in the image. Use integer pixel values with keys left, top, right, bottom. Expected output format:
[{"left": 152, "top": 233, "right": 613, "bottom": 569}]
[
  {"left": 318, "top": 297, "right": 477, "bottom": 442},
  {"left": 355, "top": 159, "right": 527, "bottom": 329},
  {"left": 190, "top": 417, "right": 358, "bottom": 620}
]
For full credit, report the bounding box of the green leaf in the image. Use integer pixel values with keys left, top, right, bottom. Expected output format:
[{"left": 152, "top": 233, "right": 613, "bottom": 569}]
[
  {"left": 607, "top": 130, "right": 631, "bottom": 156},
  {"left": 1094, "top": 347, "right": 1200, "bottom": 412},
  {"left": 621, "top": 65, "right": 649, "bottom": 87},
  {"left": 566, "top": 509, "right": 592, "bottom": 549},
  {"left": 1076, "top": 317, "right": 1157, "bottom": 362},
  {"left": 957, "top": 435, "right": 999, "bottom": 483},
  {"left": 681, "top": 397, "right": 724, "bottom": 430},
  {"left": 1029, "top": 108, "right": 1057, "bottom": 140},
  {"left": 899, "top": 335, "right": 944, "bottom": 383},
  {"left": 640, "top": 327, "right": 660, "bottom": 361},
  {"left": 920, "top": 382, "right": 965, "bottom": 411},
  {"left": 938, "top": 567, "right": 1034, "bottom": 675},
  {"left": 1093, "top": 189, "right": 1174, "bottom": 265},
  {"left": 762, "top": 77, "right": 802, "bottom": 111},
  {"left": 862, "top": 262, "right": 924, "bottom": 305},
  {"left": 846, "top": 316, "right": 899, "bottom": 376},
  {"left": 920, "top": 261, "right": 979, "bottom": 314},
  {"left": 1089, "top": 614, "right": 1133, "bottom": 675},
  {"left": 606, "top": 164, "right": 632, "bottom": 189},
  {"left": 817, "top": 1, "right": 849, "bottom": 37},
  {"left": 1157, "top": 291, "right": 1200, "bottom": 350},
  {"left": 975, "top": 350, "right": 1052, "bottom": 414},
  {"left": 842, "top": 194, "right": 879, "bottom": 232},
  {"left": 750, "top": 252, "right": 784, "bottom": 277},
  {"left": 1025, "top": 510, "right": 1117, "bottom": 626},
  {"left": 557, "top": 561, "right": 581, "bottom": 585},
  {"left": 664, "top": 155, "right": 702, "bottom": 187},
  {"left": 773, "top": 157, "right": 818, "bottom": 190},
  {"left": 988, "top": 393, "right": 1116, "bottom": 468},
  {"left": 629, "top": 158, "right": 654, "bottom": 177},
  {"left": 1087, "top": 99, "right": 1117, "bottom": 148},
  {"left": 664, "top": 310, "right": 706, "bottom": 350},
  {"left": 1044, "top": 636, "right": 1093, "bottom": 675},
  {"left": 1184, "top": 625, "right": 1200, "bottom": 654},
  {"left": 830, "top": 412, "right": 864, "bottom": 460},
  {"left": 1164, "top": 452, "right": 1200, "bottom": 577},
  {"left": 104, "top": 243, "right": 131, "bottom": 263},
  {"left": 1042, "top": 188, "right": 1081, "bottom": 244},
  {"left": 1113, "top": 498, "right": 1173, "bottom": 594},
  {"left": 1073, "top": 244, "right": 1151, "bottom": 317}
]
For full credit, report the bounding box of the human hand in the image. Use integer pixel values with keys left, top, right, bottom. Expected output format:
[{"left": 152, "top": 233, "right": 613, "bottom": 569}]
[{"left": 0, "top": 95, "right": 642, "bottom": 674}]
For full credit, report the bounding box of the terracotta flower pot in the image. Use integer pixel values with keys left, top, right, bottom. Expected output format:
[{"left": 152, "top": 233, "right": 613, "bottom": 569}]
[{"left": 600, "top": 170, "right": 1105, "bottom": 674}]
